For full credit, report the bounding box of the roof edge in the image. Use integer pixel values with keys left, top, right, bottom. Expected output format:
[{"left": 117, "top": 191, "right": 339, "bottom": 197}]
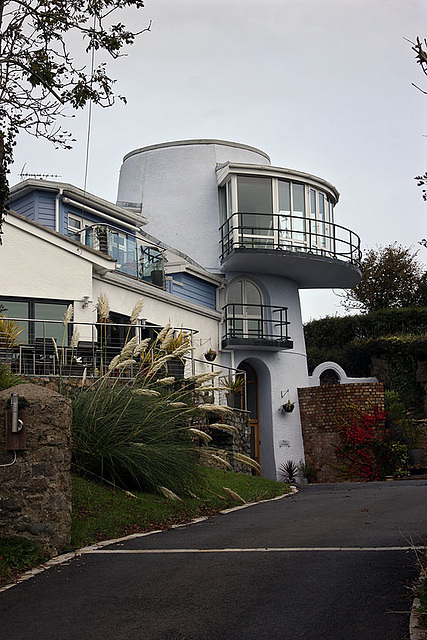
[{"left": 122, "top": 139, "right": 271, "bottom": 164}]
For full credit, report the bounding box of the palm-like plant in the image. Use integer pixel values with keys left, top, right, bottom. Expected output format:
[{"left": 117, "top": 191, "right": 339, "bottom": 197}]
[
  {"left": 0, "top": 313, "right": 24, "bottom": 348},
  {"left": 279, "top": 460, "right": 299, "bottom": 483}
]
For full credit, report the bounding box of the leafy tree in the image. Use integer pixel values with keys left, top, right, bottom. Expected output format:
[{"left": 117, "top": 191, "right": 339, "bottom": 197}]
[
  {"left": 0, "top": 0, "right": 151, "bottom": 242},
  {"left": 340, "top": 243, "right": 427, "bottom": 313}
]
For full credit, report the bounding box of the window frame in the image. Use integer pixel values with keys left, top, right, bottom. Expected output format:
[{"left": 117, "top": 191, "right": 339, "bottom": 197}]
[{"left": 220, "top": 175, "right": 335, "bottom": 253}]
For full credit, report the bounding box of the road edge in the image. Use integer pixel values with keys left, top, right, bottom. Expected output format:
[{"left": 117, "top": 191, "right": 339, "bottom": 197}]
[{"left": 0, "top": 486, "right": 298, "bottom": 593}]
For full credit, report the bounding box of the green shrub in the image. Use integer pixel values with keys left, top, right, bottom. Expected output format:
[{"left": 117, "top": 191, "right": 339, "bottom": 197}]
[
  {"left": 71, "top": 294, "right": 260, "bottom": 495},
  {"left": 0, "top": 363, "right": 25, "bottom": 391},
  {"left": 304, "top": 309, "right": 427, "bottom": 412},
  {"left": 0, "top": 537, "right": 47, "bottom": 585}
]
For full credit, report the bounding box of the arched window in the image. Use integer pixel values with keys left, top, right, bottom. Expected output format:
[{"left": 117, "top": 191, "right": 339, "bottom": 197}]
[{"left": 226, "top": 278, "right": 264, "bottom": 338}]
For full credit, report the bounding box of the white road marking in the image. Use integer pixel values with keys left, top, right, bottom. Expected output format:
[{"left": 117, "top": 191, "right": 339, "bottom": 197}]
[{"left": 84, "top": 546, "right": 427, "bottom": 554}]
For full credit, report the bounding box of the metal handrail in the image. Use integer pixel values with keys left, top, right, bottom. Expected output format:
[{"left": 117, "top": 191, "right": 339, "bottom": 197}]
[
  {"left": 71, "top": 223, "right": 165, "bottom": 287},
  {"left": 219, "top": 211, "right": 361, "bottom": 265},
  {"left": 0, "top": 318, "right": 199, "bottom": 378},
  {"left": 1, "top": 318, "right": 248, "bottom": 408},
  {"left": 222, "top": 303, "right": 291, "bottom": 342}
]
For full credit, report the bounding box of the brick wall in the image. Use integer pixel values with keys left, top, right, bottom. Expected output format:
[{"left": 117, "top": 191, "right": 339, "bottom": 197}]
[{"left": 298, "top": 383, "right": 385, "bottom": 483}]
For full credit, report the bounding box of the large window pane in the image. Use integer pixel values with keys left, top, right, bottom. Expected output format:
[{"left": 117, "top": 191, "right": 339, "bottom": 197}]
[
  {"left": 278, "top": 180, "right": 290, "bottom": 213},
  {"left": 68, "top": 215, "right": 82, "bottom": 242},
  {"left": 309, "top": 188, "right": 317, "bottom": 241},
  {"left": 292, "top": 183, "right": 306, "bottom": 242},
  {"left": 219, "top": 186, "right": 227, "bottom": 225},
  {"left": 34, "top": 303, "right": 69, "bottom": 341},
  {"left": 278, "top": 180, "right": 291, "bottom": 243},
  {"left": 292, "top": 183, "right": 305, "bottom": 215},
  {"left": 237, "top": 176, "right": 272, "bottom": 213},
  {"left": 226, "top": 279, "right": 264, "bottom": 339},
  {"left": 246, "top": 281, "right": 262, "bottom": 306},
  {"left": 237, "top": 176, "right": 273, "bottom": 244},
  {"left": 319, "top": 193, "right": 326, "bottom": 247},
  {"left": 0, "top": 300, "right": 29, "bottom": 342}
]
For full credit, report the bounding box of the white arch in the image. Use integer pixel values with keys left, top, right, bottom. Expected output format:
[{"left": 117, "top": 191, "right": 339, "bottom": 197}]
[{"left": 308, "top": 361, "right": 378, "bottom": 387}]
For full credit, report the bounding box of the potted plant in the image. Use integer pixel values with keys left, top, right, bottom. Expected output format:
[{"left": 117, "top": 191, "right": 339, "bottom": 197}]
[
  {"left": 402, "top": 417, "right": 425, "bottom": 466},
  {"left": 279, "top": 460, "right": 300, "bottom": 483},
  {"left": 163, "top": 330, "right": 191, "bottom": 378},
  {"left": 220, "top": 374, "right": 245, "bottom": 409},
  {"left": 204, "top": 348, "right": 217, "bottom": 362},
  {"left": 282, "top": 399, "right": 295, "bottom": 413}
]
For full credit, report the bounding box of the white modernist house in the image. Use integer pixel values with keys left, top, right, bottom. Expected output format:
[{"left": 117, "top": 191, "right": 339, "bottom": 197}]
[{"left": 2, "top": 139, "right": 361, "bottom": 479}]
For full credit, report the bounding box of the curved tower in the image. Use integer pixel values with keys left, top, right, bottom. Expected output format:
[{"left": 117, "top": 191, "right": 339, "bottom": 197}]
[{"left": 117, "top": 139, "right": 361, "bottom": 479}]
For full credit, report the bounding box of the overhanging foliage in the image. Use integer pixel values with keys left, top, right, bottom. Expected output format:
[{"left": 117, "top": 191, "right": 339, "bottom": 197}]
[{"left": 0, "top": 0, "right": 150, "bottom": 242}]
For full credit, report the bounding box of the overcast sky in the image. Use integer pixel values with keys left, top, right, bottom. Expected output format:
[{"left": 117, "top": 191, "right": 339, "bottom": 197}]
[{"left": 9, "top": 0, "right": 427, "bottom": 322}]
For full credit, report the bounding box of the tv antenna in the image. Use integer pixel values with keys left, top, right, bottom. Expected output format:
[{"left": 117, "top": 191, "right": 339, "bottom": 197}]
[{"left": 19, "top": 164, "right": 61, "bottom": 181}]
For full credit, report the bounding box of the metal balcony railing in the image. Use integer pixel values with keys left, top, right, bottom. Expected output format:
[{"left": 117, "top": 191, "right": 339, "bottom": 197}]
[
  {"left": 0, "top": 318, "right": 196, "bottom": 377},
  {"left": 222, "top": 304, "right": 292, "bottom": 349},
  {"left": 71, "top": 223, "right": 165, "bottom": 288},
  {"left": 0, "top": 318, "right": 246, "bottom": 407},
  {"left": 219, "top": 212, "right": 361, "bottom": 265}
]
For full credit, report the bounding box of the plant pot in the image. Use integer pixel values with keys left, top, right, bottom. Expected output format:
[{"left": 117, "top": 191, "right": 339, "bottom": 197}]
[
  {"left": 408, "top": 448, "right": 423, "bottom": 466},
  {"left": 204, "top": 353, "right": 216, "bottom": 362},
  {"left": 227, "top": 392, "right": 242, "bottom": 409},
  {"left": 282, "top": 403, "right": 295, "bottom": 413},
  {"left": 0, "top": 348, "right": 14, "bottom": 367},
  {"left": 167, "top": 358, "right": 185, "bottom": 378}
]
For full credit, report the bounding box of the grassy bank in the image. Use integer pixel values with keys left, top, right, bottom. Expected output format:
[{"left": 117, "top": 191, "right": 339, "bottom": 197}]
[
  {"left": 0, "top": 469, "right": 289, "bottom": 587},
  {"left": 71, "top": 469, "right": 289, "bottom": 548}
]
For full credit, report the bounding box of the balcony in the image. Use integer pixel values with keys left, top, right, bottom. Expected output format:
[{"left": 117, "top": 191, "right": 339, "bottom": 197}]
[
  {"left": 1, "top": 316, "right": 248, "bottom": 408},
  {"left": 219, "top": 213, "right": 362, "bottom": 288},
  {"left": 222, "top": 304, "right": 293, "bottom": 351},
  {"left": 70, "top": 224, "right": 165, "bottom": 288}
]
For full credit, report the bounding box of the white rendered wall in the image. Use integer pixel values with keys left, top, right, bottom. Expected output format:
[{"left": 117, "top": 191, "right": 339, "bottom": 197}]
[
  {"left": 2, "top": 216, "right": 114, "bottom": 341},
  {"left": 225, "top": 273, "right": 309, "bottom": 480},
  {"left": 2, "top": 216, "right": 223, "bottom": 350},
  {"left": 2, "top": 219, "right": 91, "bottom": 301},
  {"left": 117, "top": 140, "right": 271, "bottom": 272}
]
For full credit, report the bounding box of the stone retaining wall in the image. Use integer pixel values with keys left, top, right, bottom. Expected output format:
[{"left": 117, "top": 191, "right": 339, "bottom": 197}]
[
  {"left": 193, "top": 409, "right": 252, "bottom": 474},
  {"left": 0, "top": 384, "right": 72, "bottom": 554}
]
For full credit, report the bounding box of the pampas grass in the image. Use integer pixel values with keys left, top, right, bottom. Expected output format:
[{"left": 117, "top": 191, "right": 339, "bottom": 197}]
[
  {"left": 232, "top": 452, "right": 261, "bottom": 472},
  {"left": 208, "top": 423, "right": 239, "bottom": 435},
  {"left": 222, "top": 487, "right": 246, "bottom": 503},
  {"left": 130, "top": 298, "right": 144, "bottom": 325},
  {"left": 97, "top": 293, "right": 110, "bottom": 321},
  {"left": 62, "top": 304, "right": 73, "bottom": 326},
  {"left": 72, "top": 382, "right": 203, "bottom": 494},
  {"left": 188, "top": 428, "right": 212, "bottom": 443},
  {"left": 158, "top": 486, "right": 183, "bottom": 501},
  {"left": 196, "top": 404, "right": 233, "bottom": 414},
  {"left": 71, "top": 292, "right": 260, "bottom": 496}
]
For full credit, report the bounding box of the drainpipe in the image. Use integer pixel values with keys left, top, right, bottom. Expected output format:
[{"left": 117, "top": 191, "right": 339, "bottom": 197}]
[
  {"left": 54, "top": 187, "right": 63, "bottom": 233},
  {"left": 217, "top": 278, "right": 227, "bottom": 360}
]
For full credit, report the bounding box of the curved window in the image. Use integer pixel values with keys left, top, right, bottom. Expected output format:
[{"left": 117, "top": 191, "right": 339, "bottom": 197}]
[
  {"left": 220, "top": 175, "right": 335, "bottom": 255},
  {"left": 226, "top": 278, "right": 264, "bottom": 338}
]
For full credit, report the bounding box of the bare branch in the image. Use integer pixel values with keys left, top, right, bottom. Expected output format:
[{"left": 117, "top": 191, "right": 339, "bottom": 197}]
[{"left": 0, "top": 0, "right": 150, "bottom": 241}]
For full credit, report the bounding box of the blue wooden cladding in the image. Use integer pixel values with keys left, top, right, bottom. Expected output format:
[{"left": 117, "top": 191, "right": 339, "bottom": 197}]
[{"left": 167, "top": 272, "right": 217, "bottom": 310}]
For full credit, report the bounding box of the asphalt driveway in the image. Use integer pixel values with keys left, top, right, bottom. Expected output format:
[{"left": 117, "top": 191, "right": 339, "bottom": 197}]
[{"left": 1, "top": 479, "right": 426, "bottom": 640}]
